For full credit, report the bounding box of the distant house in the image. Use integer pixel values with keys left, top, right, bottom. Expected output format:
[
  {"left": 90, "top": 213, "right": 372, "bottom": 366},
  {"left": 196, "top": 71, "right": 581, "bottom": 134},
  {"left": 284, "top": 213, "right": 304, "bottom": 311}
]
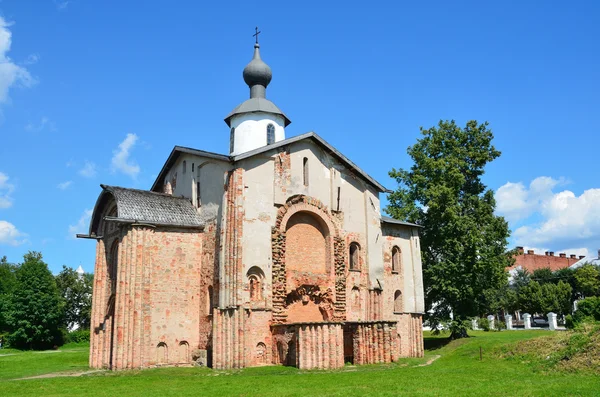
[
  {"left": 508, "top": 247, "right": 584, "bottom": 281},
  {"left": 569, "top": 250, "right": 600, "bottom": 270}
]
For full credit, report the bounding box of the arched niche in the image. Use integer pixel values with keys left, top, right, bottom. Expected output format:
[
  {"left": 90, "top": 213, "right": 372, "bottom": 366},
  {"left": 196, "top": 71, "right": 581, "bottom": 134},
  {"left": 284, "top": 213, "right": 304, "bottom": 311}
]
[
  {"left": 271, "top": 195, "right": 346, "bottom": 323},
  {"left": 247, "top": 266, "right": 265, "bottom": 302}
]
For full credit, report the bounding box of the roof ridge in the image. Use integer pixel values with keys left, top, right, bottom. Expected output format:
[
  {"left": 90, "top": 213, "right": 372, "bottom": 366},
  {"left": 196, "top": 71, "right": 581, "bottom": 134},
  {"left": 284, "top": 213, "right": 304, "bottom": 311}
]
[{"left": 102, "top": 184, "right": 192, "bottom": 201}]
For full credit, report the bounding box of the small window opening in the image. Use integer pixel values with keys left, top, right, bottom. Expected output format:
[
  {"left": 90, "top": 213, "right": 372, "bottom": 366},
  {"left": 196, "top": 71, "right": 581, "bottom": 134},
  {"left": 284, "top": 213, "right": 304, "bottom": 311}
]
[
  {"left": 303, "top": 157, "right": 309, "bottom": 186},
  {"left": 182, "top": 161, "right": 187, "bottom": 174},
  {"left": 394, "top": 290, "right": 402, "bottom": 313},
  {"left": 267, "top": 124, "right": 275, "bottom": 145},
  {"left": 207, "top": 286, "right": 214, "bottom": 315},
  {"left": 249, "top": 275, "right": 262, "bottom": 301},
  {"left": 392, "top": 246, "right": 401, "bottom": 273},
  {"left": 349, "top": 243, "right": 360, "bottom": 271},
  {"left": 192, "top": 163, "right": 195, "bottom": 173},
  {"left": 230, "top": 127, "right": 235, "bottom": 153},
  {"left": 196, "top": 181, "right": 201, "bottom": 207}
]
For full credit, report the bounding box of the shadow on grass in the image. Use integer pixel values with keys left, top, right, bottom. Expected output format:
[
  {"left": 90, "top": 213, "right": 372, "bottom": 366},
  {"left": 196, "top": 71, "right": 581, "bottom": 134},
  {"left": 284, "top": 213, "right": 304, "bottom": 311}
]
[{"left": 424, "top": 337, "right": 452, "bottom": 351}]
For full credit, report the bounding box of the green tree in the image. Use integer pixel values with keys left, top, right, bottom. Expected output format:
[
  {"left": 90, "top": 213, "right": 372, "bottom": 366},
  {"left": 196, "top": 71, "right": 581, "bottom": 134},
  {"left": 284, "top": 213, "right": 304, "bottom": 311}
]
[
  {"left": 531, "top": 268, "right": 554, "bottom": 285},
  {"left": 574, "top": 264, "right": 600, "bottom": 298},
  {"left": 511, "top": 268, "right": 531, "bottom": 291},
  {"left": 541, "top": 281, "right": 572, "bottom": 315},
  {"left": 55, "top": 266, "right": 94, "bottom": 330},
  {"left": 0, "top": 256, "right": 17, "bottom": 335},
  {"left": 387, "top": 120, "right": 511, "bottom": 338},
  {"left": 0, "top": 256, "right": 17, "bottom": 294},
  {"left": 518, "top": 280, "right": 544, "bottom": 315},
  {"left": 8, "top": 252, "right": 64, "bottom": 349}
]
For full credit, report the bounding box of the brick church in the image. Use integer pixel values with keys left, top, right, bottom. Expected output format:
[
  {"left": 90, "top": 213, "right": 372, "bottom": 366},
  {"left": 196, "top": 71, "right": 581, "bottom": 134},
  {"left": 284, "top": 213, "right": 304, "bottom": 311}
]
[{"left": 80, "top": 37, "right": 425, "bottom": 370}]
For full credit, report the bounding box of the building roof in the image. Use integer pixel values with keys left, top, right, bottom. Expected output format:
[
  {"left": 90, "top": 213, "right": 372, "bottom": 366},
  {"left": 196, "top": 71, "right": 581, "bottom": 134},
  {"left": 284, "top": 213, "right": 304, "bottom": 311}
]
[
  {"left": 87, "top": 185, "right": 204, "bottom": 236},
  {"left": 151, "top": 132, "right": 391, "bottom": 194},
  {"left": 224, "top": 97, "right": 291, "bottom": 127},
  {"left": 150, "top": 146, "right": 230, "bottom": 191},
  {"left": 233, "top": 132, "right": 390, "bottom": 193},
  {"left": 508, "top": 249, "right": 581, "bottom": 273},
  {"left": 569, "top": 252, "right": 600, "bottom": 269},
  {"left": 380, "top": 216, "right": 422, "bottom": 228}
]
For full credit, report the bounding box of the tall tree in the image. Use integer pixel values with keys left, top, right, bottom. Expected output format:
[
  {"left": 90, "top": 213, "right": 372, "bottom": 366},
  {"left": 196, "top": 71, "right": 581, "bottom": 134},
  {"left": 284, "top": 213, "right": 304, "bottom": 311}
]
[
  {"left": 55, "top": 266, "right": 94, "bottom": 330},
  {"left": 0, "top": 256, "right": 17, "bottom": 334},
  {"left": 387, "top": 120, "right": 511, "bottom": 338},
  {"left": 0, "top": 256, "right": 17, "bottom": 295},
  {"left": 574, "top": 264, "right": 600, "bottom": 298},
  {"left": 531, "top": 268, "right": 554, "bottom": 285},
  {"left": 8, "top": 252, "right": 64, "bottom": 349}
]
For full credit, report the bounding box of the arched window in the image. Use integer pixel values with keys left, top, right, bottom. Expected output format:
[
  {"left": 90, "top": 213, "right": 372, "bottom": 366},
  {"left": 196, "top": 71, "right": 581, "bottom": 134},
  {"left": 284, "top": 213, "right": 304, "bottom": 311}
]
[
  {"left": 179, "top": 341, "right": 189, "bottom": 363},
  {"left": 267, "top": 123, "right": 275, "bottom": 145},
  {"left": 349, "top": 242, "right": 360, "bottom": 271},
  {"left": 247, "top": 266, "right": 265, "bottom": 302},
  {"left": 303, "top": 157, "right": 309, "bottom": 186},
  {"left": 256, "top": 342, "right": 267, "bottom": 364},
  {"left": 351, "top": 287, "right": 360, "bottom": 312},
  {"left": 109, "top": 240, "right": 119, "bottom": 294},
  {"left": 230, "top": 127, "right": 235, "bottom": 153},
  {"left": 392, "top": 246, "right": 401, "bottom": 273},
  {"left": 394, "top": 290, "right": 402, "bottom": 313},
  {"left": 249, "top": 275, "right": 262, "bottom": 301},
  {"left": 157, "top": 342, "right": 168, "bottom": 364}
]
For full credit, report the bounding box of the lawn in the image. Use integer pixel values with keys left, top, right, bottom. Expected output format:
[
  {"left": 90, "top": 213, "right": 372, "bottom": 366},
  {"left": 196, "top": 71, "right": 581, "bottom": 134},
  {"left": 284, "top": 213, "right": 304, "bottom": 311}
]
[{"left": 0, "top": 331, "right": 598, "bottom": 396}]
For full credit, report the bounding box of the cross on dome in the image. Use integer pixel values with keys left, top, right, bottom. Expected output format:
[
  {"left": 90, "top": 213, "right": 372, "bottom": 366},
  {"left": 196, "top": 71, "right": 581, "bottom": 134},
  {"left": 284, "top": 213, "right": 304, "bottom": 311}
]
[{"left": 253, "top": 26, "right": 261, "bottom": 44}]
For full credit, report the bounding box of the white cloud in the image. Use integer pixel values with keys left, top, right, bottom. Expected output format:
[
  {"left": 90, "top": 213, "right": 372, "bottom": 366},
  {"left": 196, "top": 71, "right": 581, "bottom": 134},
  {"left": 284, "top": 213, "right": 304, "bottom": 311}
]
[
  {"left": 496, "top": 177, "right": 564, "bottom": 222},
  {"left": 57, "top": 180, "right": 73, "bottom": 190},
  {"left": 498, "top": 176, "right": 600, "bottom": 255},
  {"left": 0, "top": 220, "right": 27, "bottom": 246},
  {"left": 68, "top": 208, "right": 93, "bottom": 238},
  {"left": 0, "top": 171, "right": 15, "bottom": 209},
  {"left": 23, "top": 53, "right": 39, "bottom": 65},
  {"left": 78, "top": 161, "right": 97, "bottom": 178},
  {"left": 25, "top": 116, "right": 56, "bottom": 132},
  {"left": 54, "top": 1, "right": 71, "bottom": 10},
  {"left": 111, "top": 133, "right": 140, "bottom": 178},
  {"left": 0, "top": 17, "right": 36, "bottom": 106}
]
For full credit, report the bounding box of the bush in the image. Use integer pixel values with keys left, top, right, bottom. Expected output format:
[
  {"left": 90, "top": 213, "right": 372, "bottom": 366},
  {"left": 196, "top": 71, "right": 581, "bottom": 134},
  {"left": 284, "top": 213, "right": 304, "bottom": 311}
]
[
  {"left": 67, "top": 329, "right": 90, "bottom": 344},
  {"left": 0, "top": 331, "right": 10, "bottom": 348},
  {"left": 567, "top": 297, "right": 600, "bottom": 328},
  {"left": 495, "top": 320, "right": 506, "bottom": 331},
  {"left": 478, "top": 317, "right": 490, "bottom": 331}
]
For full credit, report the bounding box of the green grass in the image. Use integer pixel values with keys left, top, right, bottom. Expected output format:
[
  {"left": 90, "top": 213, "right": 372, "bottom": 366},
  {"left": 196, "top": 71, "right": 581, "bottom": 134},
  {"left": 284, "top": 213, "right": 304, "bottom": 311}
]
[
  {"left": 0, "top": 345, "right": 89, "bottom": 381},
  {"left": 0, "top": 331, "right": 599, "bottom": 396}
]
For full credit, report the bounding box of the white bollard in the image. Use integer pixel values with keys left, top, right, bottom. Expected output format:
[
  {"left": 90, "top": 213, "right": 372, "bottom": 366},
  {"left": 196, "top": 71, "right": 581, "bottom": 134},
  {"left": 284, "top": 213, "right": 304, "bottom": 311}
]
[
  {"left": 505, "top": 314, "right": 513, "bottom": 330},
  {"left": 487, "top": 315, "right": 495, "bottom": 330},
  {"left": 472, "top": 318, "right": 479, "bottom": 331},
  {"left": 523, "top": 313, "right": 532, "bottom": 330},
  {"left": 548, "top": 312, "right": 557, "bottom": 331}
]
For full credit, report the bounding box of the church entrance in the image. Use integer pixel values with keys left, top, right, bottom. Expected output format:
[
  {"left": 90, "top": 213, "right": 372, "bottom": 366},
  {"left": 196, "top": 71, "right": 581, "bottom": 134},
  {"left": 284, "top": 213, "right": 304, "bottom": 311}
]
[{"left": 343, "top": 327, "right": 354, "bottom": 364}]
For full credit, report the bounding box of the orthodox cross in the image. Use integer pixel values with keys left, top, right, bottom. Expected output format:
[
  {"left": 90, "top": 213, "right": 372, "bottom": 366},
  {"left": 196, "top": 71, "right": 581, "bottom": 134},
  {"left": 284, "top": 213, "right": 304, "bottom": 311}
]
[{"left": 253, "top": 27, "right": 261, "bottom": 44}]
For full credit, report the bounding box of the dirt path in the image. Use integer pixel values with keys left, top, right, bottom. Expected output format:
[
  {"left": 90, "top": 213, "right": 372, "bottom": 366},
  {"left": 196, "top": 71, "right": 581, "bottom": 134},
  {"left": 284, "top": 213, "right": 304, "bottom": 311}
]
[
  {"left": 417, "top": 354, "right": 441, "bottom": 367},
  {"left": 14, "top": 370, "right": 105, "bottom": 380}
]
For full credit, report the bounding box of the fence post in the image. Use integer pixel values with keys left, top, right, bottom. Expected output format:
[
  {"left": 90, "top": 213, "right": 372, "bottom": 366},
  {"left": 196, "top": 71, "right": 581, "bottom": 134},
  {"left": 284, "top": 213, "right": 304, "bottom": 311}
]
[
  {"left": 523, "top": 313, "right": 531, "bottom": 330},
  {"left": 505, "top": 314, "right": 513, "bottom": 330},
  {"left": 547, "top": 312, "right": 557, "bottom": 331},
  {"left": 487, "top": 315, "right": 495, "bottom": 330},
  {"left": 471, "top": 318, "right": 479, "bottom": 331}
]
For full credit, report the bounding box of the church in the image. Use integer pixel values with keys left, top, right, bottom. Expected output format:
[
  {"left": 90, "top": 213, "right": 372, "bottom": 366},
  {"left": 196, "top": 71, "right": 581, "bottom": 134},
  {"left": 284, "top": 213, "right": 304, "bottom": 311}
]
[{"left": 79, "top": 35, "right": 425, "bottom": 370}]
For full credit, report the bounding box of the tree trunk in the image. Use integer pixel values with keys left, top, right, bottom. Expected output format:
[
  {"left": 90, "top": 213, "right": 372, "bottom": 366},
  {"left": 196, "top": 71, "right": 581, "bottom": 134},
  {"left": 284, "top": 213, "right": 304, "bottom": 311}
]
[{"left": 450, "top": 327, "right": 469, "bottom": 339}]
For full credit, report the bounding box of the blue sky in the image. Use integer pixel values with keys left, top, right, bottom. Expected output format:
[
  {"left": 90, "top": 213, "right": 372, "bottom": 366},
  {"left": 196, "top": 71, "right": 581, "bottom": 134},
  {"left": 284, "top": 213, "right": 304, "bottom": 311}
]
[{"left": 0, "top": 0, "right": 599, "bottom": 273}]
